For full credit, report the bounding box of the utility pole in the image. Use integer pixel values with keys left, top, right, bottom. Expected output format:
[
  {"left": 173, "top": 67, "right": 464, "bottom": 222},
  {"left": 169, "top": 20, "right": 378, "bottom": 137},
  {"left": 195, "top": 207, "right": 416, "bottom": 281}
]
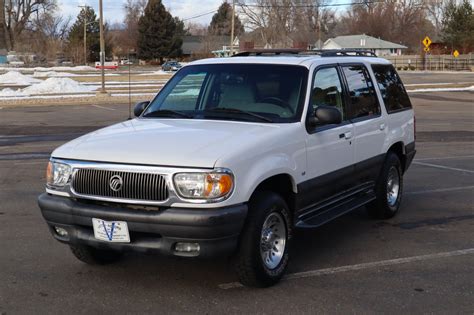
[
  {"left": 230, "top": 0, "right": 235, "bottom": 56},
  {"left": 78, "top": 5, "right": 88, "bottom": 65},
  {"left": 98, "top": 0, "right": 107, "bottom": 94}
]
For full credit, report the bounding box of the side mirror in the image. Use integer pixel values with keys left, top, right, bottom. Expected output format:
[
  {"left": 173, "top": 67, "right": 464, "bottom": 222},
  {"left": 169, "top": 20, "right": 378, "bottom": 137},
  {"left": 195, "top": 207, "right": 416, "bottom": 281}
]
[
  {"left": 308, "top": 105, "right": 342, "bottom": 127},
  {"left": 134, "top": 101, "right": 150, "bottom": 117}
]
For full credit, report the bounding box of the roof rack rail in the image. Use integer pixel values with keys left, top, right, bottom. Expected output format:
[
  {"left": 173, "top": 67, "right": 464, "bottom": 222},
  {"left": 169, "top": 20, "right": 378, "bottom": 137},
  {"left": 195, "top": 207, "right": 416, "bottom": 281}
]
[
  {"left": 314, "top": 49, "right": 377, "bottom": 57},
  {"left": 232, "top": 49, "right": 377, "bottom": 58},
  {"left": 232, "top": 49, "right": 304, "bottom": 57}
]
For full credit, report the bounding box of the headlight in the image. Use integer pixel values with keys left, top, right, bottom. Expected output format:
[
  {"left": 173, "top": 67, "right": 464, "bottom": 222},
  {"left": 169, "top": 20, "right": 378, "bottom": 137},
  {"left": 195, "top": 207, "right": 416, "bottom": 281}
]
[
  {"left": 46, "top": 160, "right": 72, "bottom": 187},
  {"left": 173, "top": 171, "right": 234, "bottom": 201}
]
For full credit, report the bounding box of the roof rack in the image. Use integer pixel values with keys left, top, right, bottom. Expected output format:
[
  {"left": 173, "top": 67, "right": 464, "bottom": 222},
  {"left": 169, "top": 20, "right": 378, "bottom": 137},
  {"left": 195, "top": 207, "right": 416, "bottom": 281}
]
[{"left": 232, "top": 49, "right": 377, "bottom": 58}]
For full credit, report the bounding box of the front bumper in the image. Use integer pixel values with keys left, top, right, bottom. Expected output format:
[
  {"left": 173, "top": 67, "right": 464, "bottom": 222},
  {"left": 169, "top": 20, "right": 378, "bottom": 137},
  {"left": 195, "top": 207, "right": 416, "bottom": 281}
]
[{"left": 38, "top": 193, "right": 247, "bottom": 258}]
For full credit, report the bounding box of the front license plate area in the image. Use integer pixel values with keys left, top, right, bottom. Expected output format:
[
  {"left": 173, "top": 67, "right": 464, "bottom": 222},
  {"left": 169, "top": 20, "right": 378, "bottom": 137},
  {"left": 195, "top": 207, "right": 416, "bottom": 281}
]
[{"left": 92, "top": 218, "right": 130, "bottom": 243}]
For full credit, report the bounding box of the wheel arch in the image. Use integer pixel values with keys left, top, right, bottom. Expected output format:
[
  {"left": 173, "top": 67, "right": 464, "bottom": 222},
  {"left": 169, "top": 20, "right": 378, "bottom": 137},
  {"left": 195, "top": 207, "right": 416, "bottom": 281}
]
[
  {"left": 250, "top": 173, "right": 297, "bottom": 215},
  {"left": 387, "top": 141, "right": 407, "bottom": 172}
]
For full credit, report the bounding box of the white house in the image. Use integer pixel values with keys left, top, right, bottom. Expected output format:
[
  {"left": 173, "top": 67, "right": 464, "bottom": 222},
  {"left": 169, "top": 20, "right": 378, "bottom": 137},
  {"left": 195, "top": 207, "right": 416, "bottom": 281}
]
[{"left": 322, "top": 34, "right": 407, "bottom": 56}]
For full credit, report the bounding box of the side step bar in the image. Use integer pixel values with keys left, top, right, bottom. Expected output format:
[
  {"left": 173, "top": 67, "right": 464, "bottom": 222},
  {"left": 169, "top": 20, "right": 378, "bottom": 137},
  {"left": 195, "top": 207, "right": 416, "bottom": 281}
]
[{"left": 296, "top": 184, "right": 376, "bottom": 228}]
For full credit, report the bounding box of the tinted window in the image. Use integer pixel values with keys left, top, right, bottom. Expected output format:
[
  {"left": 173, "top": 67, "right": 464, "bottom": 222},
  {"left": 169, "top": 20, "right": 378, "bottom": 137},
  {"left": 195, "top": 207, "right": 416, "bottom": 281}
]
[
  {"left": 342, "top": 65, "right": 380, "bottom": 119},
  {"left": 312, "top": 67, "right": 345, "bottom": 120},
  {"left": 372, "top": 64, "right": 412, "bottom": 113},
  {"left": 145, "top": 64, "right": 308, "bottom": 123}
]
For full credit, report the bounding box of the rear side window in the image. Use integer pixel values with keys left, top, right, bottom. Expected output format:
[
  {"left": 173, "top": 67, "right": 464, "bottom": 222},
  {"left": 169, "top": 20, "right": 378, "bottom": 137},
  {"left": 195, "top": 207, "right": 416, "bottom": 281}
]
[
  {"left": 342, "top": 65, "right": 381, "bottom": 119},
  {"left": 371, "top": 64, "right": 412, "bottom": 113}
]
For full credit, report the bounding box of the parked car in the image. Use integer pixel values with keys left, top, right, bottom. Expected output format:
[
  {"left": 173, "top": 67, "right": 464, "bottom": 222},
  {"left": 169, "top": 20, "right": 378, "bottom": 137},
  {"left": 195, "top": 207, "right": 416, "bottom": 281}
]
[
  {"left": 38, "top": 50, "right": 416, "bottom": 287},
  {"left": 162, "top": 60, "right": 182, "bottom": 71},
  {"left": 120, "top": 59, "right": 133, "bottom": 65}
]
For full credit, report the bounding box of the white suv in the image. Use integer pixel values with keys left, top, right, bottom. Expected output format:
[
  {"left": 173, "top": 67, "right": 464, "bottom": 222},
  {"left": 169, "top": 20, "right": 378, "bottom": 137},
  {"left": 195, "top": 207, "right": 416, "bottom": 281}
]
[{"left": 38, "top": 50, "right": 416, "bottom": 287}]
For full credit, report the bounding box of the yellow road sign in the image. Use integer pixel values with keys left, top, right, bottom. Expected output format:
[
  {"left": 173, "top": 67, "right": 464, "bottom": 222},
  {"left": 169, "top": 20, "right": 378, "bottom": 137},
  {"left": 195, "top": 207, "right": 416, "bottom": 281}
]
[
  {"left": 422, "top": 36, "right": 432, "bottom": 48},
  {"left": 453, "top": 50, "right": 459, "bottom": 58},
  {"left": 423, "top": 47, "right": 430, "bottom": 52}
]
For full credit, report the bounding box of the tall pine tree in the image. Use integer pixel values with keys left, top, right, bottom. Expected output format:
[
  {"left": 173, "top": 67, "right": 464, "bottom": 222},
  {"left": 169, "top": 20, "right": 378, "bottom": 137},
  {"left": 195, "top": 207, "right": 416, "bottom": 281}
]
[
  {"left": 67, "top": 7, "right": 112, "bottom": 63},
  {"left": 208, "top": 2, "right": 244, "bottom": 36},
  {"left": 137, "top": 0, "right": 184, "bottom": 62},
  {"left": 442, "top": 0, "right": 474, "bottom": 53}
]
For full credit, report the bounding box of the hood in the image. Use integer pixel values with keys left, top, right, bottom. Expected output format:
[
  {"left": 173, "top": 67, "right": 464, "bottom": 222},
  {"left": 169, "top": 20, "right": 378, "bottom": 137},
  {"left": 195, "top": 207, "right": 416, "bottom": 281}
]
[{"left": 52, "top": 118, "right": 280, "bottom": 168}]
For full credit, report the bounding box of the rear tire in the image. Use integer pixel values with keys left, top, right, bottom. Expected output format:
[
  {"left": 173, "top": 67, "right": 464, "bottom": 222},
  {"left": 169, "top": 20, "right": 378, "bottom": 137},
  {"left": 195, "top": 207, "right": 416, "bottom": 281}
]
[
  {"left": 367, "top": 152, "right": 403, "bottom": 219},
  {"left": 69, "top": 244, "right": 122, "bottom": 265},
  {"left": 234, "top": 191, "right": 292, "bottom": 287}
]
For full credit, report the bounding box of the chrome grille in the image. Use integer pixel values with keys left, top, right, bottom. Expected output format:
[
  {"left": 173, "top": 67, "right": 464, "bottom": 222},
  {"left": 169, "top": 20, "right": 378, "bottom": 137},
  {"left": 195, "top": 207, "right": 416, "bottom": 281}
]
[{"left": 72, "top": 169, "right": 169, "bottom": 202}]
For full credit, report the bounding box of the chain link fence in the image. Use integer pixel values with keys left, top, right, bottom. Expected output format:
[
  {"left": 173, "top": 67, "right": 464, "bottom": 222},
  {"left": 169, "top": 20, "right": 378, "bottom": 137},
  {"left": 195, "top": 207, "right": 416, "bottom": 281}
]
[{"left": 385, "top": 54, "right": 474, "bottom": 71}]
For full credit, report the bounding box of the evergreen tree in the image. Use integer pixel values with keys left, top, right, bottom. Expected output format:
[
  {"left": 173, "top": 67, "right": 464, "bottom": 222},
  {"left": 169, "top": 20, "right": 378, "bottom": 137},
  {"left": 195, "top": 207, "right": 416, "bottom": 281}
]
[
  {"left": 208, "top": 2, "right": 244, "bottom": 36},
  {"left": 442, "top": 0, "right": 474, "bottom": 53},
  {"left": 67, "top": 7, "right": 113, "bottom": 63},
  {"left": 137, "top": 0, "right": 184, "bottom": 62}
]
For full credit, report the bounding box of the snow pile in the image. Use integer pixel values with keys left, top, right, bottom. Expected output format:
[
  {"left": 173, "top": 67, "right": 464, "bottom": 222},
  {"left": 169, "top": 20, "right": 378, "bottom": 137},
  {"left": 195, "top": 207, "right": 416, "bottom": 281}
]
[
  {"left": 33, "top": 71, "right": 78, "bottom": 78},
  {"left": 0, "top": 77, "right": 96, "bottom": 97},
  {"left": 0, "top": 88, "right": 27, "bottom": 97},
  {"left": 0, "top": 71, "right": 42, "bottom": 85},
  {"left": 22, "top": 77, "right": 96, "bottom": 94}
]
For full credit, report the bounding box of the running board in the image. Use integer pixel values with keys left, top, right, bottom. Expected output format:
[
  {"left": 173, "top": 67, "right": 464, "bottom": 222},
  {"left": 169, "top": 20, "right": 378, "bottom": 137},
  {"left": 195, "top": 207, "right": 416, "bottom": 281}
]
[{"left": 296, "top": 189, "right": 376, "bottom": 229}]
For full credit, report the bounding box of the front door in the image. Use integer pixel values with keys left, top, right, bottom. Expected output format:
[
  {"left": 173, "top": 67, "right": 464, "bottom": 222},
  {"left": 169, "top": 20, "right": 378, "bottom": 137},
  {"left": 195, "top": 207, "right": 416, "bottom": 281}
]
[{"left": 298, "top": 66, "right": 355, "bottom": 213}]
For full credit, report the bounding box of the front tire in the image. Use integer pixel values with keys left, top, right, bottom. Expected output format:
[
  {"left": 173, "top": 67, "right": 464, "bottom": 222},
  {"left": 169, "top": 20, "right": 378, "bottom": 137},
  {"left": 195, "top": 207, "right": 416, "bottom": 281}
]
[
  {"left": 235, "top": 191, "right": 292, "bottom": 287},
  {"left": 367, "top": 152, "right": 403, "bottom": 219},
  {"left": 69, "top": 244, "right": 122, "bottom": 265}
]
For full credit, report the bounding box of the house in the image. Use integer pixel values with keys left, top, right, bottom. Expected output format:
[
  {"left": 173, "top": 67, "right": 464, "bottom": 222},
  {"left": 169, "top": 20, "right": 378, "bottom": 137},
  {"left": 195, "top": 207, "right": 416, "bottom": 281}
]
[
  {"left": 182, "top": 35, "right": 229, "bottom": 58},
  {"left": 322, "top": 34, "right": 407, "bottom": 56}
]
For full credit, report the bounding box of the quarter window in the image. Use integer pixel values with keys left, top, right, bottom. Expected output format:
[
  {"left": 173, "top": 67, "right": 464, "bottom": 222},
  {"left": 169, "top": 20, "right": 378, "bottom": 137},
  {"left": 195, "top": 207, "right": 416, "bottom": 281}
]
[
  {"left": 371, "top": 64, "right": 412, "bottom": 113},
  {"left": 311, "top": 67, "right": 345, "bottom": 120},
  {"left": 342, "top": 65, "right": 381, "bottom": 119}
]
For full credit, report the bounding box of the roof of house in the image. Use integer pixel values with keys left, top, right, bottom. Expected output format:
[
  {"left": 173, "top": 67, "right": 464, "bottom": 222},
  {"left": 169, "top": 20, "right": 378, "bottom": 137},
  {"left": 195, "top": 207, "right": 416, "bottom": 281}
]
[
  {"left": 324, "top": 35, "right": 407, "bottom": 49},
  {"left": 182, "top": 35, "right": 229, "bottom": 55}
]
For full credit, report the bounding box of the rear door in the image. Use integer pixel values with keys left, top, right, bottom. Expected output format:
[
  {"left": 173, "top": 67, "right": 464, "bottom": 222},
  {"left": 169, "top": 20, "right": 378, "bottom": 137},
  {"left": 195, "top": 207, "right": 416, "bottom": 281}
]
[{"left": 340, "top": 63, "right": 386, "bottom": 185}]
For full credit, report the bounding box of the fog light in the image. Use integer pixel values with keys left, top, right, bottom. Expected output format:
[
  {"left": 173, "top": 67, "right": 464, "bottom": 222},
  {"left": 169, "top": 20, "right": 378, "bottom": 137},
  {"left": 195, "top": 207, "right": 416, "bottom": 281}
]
[
  {"left": 54, "top": 226, "right": 68, "bottom": 237},
  {"left": 174, "top": 242, "right": 200, "bottom": 253}
]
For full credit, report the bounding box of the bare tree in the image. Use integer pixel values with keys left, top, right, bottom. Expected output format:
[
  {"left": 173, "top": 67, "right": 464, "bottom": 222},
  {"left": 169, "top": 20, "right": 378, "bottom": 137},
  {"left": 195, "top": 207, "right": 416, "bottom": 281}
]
[
  {"left": 4, "top": 0, "right": 57, "bottom": 50},
  {"left": 123, "top": 0, "right": 147, "bottom": 52},
  {"left": 0, "top": 0, "right": 7, "bottom": 50}
]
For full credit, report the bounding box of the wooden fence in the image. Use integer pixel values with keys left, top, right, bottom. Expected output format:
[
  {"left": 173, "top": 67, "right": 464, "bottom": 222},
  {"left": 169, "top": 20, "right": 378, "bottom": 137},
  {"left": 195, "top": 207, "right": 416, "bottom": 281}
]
[{"left": 385, "top": 54, "right": 474, "bottom": 71}]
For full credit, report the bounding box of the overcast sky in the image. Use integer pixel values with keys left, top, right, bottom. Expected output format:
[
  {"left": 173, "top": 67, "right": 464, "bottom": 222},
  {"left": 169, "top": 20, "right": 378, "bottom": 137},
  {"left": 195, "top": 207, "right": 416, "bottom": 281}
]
[{"left": 59, "top": 0, "right": 224, "bottom": 26}]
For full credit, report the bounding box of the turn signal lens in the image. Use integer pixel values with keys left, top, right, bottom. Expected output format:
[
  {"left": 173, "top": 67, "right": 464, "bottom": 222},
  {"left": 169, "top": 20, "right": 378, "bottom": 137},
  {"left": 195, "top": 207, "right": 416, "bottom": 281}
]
[
  {"left": 46, "top": 161, "right": 53, "bottom": 185},
  {"left": 174, "top": 171, "right": 234, "bottom": 201}
]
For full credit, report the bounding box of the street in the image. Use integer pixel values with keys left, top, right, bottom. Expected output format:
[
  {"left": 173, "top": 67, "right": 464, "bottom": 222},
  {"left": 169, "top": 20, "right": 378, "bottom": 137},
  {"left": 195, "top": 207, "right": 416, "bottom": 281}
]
[{"left": 0, "top": 76, "right": 473, "bottom": 312}]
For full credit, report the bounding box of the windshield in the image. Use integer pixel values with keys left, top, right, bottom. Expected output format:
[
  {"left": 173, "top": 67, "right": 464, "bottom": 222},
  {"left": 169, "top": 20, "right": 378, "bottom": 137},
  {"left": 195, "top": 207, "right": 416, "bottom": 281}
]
[{"left": 143, "top": 64, "right": 308, "bottom": 123}]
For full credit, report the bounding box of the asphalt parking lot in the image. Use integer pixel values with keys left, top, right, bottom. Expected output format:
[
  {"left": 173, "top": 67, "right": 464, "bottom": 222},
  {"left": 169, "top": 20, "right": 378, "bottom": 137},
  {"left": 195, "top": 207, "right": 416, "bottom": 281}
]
[{"left": 0, "top": 76, "right": 473, "bottom": 313}]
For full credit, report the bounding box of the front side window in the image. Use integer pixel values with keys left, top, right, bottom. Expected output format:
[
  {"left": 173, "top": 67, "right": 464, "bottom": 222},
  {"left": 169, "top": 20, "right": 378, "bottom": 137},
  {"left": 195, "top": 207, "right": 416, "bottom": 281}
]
[
  {"left": 143, "top": 64, "right": 308, "bottom": 123},
  {"left": 311, "top": 67, "right": 345, "bottom": 120},
  {"left": 342, "top": 65, "right": 381, "bottom": 119},
  {"left": 371, "top": 64, "right": 412, "bottom": 113}
]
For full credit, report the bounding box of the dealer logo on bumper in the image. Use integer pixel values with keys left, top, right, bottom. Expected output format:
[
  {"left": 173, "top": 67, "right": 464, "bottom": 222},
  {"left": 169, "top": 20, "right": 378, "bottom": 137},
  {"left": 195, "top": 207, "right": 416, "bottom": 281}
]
[{"left": 109, "top": 175, "right": 123, "bottom": 192}]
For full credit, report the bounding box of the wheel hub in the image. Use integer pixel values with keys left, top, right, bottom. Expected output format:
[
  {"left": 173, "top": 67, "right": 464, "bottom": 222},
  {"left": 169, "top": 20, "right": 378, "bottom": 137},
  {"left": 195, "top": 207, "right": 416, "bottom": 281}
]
[
  {"left": 387, "top": 166, "right": 400, "bottom": 207},
  {"left": 260, "top": 212, "right": 287, "bottom": 270}
]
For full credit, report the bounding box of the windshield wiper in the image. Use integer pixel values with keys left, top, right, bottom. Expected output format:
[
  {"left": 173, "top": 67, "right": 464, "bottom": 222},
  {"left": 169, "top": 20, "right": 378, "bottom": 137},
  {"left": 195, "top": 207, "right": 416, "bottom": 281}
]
[
  {"left": 143, "top": 109, "right": 192, "bottom": 119},
  {"left": 204, "top": 108, "right": 273, "bottom": 123}
]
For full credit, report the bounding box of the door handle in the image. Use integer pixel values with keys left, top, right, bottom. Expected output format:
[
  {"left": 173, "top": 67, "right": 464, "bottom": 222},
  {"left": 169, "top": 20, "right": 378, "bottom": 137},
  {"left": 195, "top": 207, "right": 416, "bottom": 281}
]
[
  {"left": 339, "top": 131, "right": 352, "bottom": 140},
  {"left": 379, "top": 123, "right": 386, "bottom": 130}
]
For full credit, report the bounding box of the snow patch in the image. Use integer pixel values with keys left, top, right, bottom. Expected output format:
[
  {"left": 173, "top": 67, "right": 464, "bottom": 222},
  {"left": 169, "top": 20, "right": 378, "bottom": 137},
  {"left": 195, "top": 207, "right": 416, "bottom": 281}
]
[
  {"left": 33, "top": 71, "right": 78, "bottom": 78},
  {"left": 407, "top": 86, "right": 474, "bottom": 93},
  {"left": 0, "top": 71, "right": 42, "bottom": 85},
  {"left": 138, "top": 70, "right": 170, "bottom": 75}
]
